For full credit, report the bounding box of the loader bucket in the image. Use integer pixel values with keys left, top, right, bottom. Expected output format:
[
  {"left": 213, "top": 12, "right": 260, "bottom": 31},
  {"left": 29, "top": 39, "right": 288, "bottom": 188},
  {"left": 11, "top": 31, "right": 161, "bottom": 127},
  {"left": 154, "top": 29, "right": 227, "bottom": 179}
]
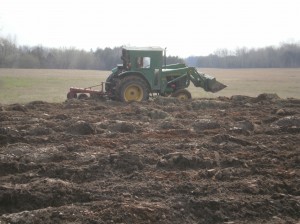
[
  {"left": 189, "top": 69, "right": 227, "bottom": 93},
  {"left": 202, "top": 74, "right": 227, "bottom": 93},
  {"left": 206, "top": 79, "right": 227, "bottom": 93}
]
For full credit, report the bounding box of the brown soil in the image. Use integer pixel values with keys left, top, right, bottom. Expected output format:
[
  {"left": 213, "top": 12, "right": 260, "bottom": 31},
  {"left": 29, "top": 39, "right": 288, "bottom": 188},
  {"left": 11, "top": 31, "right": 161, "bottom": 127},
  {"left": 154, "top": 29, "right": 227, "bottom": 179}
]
[{"left": 0, "top": 94, "right": 299, "bottom": 224}]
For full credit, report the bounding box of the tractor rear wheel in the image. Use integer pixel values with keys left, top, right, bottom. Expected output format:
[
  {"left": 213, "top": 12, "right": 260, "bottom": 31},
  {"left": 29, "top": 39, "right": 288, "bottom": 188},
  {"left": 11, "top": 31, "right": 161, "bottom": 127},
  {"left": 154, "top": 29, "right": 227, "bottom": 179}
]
[
  {"left": 171, "top": 89, "right": 192, "bottom": 100},
  {"left": 119, "top": 76, "right": 149, "bottom": 102}
]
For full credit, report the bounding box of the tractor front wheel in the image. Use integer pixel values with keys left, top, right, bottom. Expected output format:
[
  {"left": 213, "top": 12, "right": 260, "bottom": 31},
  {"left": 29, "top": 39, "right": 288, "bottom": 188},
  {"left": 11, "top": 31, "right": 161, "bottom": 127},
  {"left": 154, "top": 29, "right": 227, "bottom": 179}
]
[
  {"left": 171, "top": 89, "right": 192, "bottom": 100},
  {"left": 119, "top": 76, "right": 149, "bottom": 102}
]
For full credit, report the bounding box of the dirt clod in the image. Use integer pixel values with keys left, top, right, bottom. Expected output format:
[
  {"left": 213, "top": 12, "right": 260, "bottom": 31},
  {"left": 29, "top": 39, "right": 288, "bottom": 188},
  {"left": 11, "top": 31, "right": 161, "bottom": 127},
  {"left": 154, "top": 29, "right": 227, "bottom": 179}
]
[{"left": 67, "top": 121, "right": 95, "bottom": 135}]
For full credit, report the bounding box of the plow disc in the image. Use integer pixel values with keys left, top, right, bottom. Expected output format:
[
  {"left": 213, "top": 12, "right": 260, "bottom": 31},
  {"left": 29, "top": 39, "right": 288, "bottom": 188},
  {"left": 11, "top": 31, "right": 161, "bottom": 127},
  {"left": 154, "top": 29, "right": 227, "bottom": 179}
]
[{"left": 67, "top": 83, "right": 108, "bottom": 100}]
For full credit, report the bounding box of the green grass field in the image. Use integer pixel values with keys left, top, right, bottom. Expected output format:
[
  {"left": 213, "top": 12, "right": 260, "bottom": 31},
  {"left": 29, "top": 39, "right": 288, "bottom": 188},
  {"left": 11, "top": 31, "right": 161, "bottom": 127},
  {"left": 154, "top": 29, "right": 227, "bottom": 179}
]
[{"left": 0, "top": 68, "right": 299, "bottom": 104}]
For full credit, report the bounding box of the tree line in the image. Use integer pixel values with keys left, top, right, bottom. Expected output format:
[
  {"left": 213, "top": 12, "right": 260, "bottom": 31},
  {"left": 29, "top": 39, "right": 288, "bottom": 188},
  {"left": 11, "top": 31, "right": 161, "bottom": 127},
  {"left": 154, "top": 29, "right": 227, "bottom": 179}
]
[
  {"left": 186, "top": 42, "right": 300, "bottom": 68},
  {"left": 1, "top": 36, "right": 299, "bottom": 69},
  {"left": 0, "top": 36, "right": 183, "bottom": 70}
]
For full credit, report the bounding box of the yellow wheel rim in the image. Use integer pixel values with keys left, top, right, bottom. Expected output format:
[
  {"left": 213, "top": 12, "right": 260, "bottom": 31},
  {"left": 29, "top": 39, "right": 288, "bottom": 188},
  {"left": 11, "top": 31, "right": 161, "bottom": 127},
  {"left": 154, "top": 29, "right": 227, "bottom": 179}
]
[
  {"left": 124, "top": 85, "right": 143, "bottom": 102},
  {"left": 177, "top": 93, "right": 189, "bottom": 100}
]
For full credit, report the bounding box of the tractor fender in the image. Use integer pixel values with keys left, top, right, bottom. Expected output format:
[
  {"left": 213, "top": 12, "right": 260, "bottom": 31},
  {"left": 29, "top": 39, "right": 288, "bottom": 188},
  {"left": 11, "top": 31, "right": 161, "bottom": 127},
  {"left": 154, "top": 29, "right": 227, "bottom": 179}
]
[{"left": 117, "top": 71, "right": 151, "bottom": 90}]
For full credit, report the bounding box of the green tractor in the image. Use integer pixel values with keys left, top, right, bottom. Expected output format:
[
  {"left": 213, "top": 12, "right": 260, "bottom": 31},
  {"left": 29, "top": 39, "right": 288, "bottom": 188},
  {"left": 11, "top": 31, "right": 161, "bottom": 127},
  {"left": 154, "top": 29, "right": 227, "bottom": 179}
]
[{"left": 67, "top": 46, "right": 226, "bottom": 101}]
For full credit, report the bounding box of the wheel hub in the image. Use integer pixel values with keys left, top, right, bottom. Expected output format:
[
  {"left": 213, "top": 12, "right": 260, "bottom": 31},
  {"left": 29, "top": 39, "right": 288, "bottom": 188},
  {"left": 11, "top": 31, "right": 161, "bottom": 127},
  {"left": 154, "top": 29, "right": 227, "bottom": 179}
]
[
  {"left": 124, "top": 85, "right": 143, "bottom": 101},
  {"left": 177, "top": 94, "right": 189, "bottom": 100}
]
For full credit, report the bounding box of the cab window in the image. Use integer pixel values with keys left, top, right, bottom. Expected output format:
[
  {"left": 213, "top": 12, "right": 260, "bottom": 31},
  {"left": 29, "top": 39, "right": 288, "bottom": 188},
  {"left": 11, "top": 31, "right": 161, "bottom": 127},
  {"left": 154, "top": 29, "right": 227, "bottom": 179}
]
[{"left": 136, "top": 57, "right": 151, "bottom": 68}]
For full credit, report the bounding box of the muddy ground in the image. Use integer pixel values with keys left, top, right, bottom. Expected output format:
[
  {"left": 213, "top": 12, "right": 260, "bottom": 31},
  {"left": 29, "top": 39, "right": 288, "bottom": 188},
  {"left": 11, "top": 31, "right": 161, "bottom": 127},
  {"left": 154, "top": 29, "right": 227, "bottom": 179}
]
[{"left": 0, "top": 94, "right": 299, "bottom": 224}]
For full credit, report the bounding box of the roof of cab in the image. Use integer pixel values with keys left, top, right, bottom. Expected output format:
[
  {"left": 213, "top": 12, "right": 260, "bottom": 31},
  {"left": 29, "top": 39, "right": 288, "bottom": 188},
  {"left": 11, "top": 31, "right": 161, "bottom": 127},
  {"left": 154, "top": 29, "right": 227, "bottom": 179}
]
[{"left": 122, "top": 46, "right": 164, "bottom": 52}]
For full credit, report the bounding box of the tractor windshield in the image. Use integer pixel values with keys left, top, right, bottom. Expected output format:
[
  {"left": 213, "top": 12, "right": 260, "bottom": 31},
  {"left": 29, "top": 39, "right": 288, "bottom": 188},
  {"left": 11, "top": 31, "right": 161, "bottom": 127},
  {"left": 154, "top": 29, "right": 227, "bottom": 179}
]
[{"left": 136, "top": 56, "right": 151, "bottom": 68}]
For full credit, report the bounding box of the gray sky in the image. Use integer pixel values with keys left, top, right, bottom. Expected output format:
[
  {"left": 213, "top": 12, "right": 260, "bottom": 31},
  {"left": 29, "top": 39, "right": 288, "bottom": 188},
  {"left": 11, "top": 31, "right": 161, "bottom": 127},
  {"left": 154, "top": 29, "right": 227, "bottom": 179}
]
[{"left": 0, "top": 0, "right": 299, "bottom": 57}]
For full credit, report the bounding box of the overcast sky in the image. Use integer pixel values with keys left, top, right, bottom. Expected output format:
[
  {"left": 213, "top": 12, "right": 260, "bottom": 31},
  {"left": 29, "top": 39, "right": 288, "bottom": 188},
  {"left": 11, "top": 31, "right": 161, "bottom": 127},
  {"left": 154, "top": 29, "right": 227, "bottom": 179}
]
[{"left": 0, "top": 0, "right": 299, "bottom": 57}]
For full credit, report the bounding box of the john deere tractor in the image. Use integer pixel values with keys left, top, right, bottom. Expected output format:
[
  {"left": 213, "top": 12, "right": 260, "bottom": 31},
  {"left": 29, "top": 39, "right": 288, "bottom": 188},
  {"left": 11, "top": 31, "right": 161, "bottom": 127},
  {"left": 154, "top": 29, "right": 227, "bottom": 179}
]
[{"left": 67, "top": 46, "right": 226, "bottom": 101}]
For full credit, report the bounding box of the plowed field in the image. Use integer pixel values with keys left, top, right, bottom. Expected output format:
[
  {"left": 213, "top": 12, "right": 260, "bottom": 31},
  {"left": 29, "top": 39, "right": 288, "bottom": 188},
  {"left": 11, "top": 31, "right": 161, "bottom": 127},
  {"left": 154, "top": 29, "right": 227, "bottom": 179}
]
[{"left": 0, "top": 94, "right": 299, "bottom": 223}]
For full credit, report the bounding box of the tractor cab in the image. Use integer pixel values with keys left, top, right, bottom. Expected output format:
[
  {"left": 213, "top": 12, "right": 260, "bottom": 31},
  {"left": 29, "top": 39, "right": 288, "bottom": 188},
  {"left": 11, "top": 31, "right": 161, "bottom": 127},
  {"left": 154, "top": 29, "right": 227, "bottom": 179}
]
[
  {"left": 120, "top": 47, "right": 165, "bottom": 91},
  {"left": 121, "top": 46, "right": 164, "bottom": 71}
]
